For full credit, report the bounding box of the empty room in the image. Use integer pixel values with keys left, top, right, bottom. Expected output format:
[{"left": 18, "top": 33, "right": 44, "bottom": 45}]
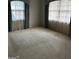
[{"left": 8, "top": 0, "right": 71, "bottom": 59}]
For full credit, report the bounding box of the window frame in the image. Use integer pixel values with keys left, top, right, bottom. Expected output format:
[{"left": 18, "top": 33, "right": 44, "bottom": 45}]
[
  {"left": 11, "top": 0, "right": 25, "bottom": 21},
  {"left": 48, "top": 0, "right": 71, "bottom": 23},
  {"left": 44, "top": 0, "right": 71, "bottom": 37},
  {"left": 8, "top": 0, "right": 29, "bottom": 32}
]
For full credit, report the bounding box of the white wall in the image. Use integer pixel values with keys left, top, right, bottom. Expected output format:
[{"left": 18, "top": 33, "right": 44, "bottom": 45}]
[
  {"left": 40, "top": 0, "right": 45, "bottom": 27},
  {"left": 29, "top": 0, "right": 42, "bottom": 28}
]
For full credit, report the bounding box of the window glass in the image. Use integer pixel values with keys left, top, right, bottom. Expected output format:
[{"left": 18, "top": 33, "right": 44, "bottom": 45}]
[
  {"left": 11, "top": 1, "right": 25, "bottom": 21},
  {"left": 49, "top": 1, "right": 60, "bottom": 21},
  {"left": 11, "top": 1, "right": 24, "bottom": 10},
  {"left": 12, "top": 11, "right": 24, "bottom": 21},
  {"left": 48, "top": 0, "right": 71, "bottom": 23}
]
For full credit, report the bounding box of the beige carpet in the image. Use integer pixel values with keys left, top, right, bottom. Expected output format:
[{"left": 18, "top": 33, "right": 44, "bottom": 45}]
[{"left": 8, "top": 28, "right": 71, "bottom": 59}]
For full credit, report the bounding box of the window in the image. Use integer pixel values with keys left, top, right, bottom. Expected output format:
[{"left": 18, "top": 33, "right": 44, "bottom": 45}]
[
  {"left": 11, "top": 1, "right": 25, "bottom": 21},
  {"left": 48, "top": 0, "right": 71, "bottom": 24}
]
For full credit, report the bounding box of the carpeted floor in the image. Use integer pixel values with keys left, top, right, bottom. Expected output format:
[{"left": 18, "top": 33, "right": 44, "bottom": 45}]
[{"left": 8, "top": 28, "right": 71, "bottom": 59}]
